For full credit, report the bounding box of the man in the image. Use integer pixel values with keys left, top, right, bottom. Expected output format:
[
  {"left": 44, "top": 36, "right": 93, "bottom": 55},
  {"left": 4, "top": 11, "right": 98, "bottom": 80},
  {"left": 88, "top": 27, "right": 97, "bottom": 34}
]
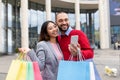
[{"left": 56, "top": 12, "right": 94, "bottom": 61}]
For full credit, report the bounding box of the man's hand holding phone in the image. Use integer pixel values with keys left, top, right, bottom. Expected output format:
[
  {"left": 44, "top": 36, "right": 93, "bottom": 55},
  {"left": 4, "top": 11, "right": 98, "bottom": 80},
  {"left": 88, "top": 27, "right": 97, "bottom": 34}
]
[
  {"left": 70, "top": 35, "right": 78, "bottom": 46},
  {"left": 69, "top": 35, "right": 80, "bottom": 56}
]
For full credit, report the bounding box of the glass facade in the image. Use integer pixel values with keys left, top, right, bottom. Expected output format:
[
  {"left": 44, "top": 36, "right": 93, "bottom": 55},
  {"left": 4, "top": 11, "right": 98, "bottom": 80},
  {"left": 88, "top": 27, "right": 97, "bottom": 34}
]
[
  {"left": 111, "top": 26, "right": 120, "bottom": 43},
  {"left": 2, "top": 0, "right": 21, "bottom": 53},
  {"left": 1, "top": 0, "right": 98, "bottom": 53},
  {"left": 110, "top": 0, "right": 120, "bottom": 44},
  {"left": 29, "top": 2, "right": 45, "bottom": 49}
]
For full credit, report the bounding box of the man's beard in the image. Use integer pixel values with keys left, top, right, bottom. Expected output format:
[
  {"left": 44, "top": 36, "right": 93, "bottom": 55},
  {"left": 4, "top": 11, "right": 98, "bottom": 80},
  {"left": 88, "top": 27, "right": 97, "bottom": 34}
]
[
  {"left": 58, "top": 24, "right": 69, "bottom": 32},
  {"left": 59, "top": 27, "right": 67, "bottom": 32}
]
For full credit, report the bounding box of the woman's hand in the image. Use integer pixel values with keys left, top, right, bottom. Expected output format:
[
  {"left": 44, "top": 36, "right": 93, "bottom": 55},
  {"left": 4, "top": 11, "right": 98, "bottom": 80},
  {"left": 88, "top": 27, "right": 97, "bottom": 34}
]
[
  {"left": 18, "top": 48, "right": 31, "bottom": 54},
  {"left": 68, "top": 43, "right": 81, "bottom": 56}
]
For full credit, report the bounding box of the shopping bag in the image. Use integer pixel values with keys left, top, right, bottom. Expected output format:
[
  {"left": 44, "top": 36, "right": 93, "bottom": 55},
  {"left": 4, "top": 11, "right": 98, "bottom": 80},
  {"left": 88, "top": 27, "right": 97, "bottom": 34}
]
[
  {"left": 26, "top": 55, "right": 43, "bottom": 80},
  {"left": 6, "top": 60, "right": 27, "bottom": 80},
  {"left": 6, "top": 53, "right": 27, "bottom": 80},
  {"left": 57, "top": 60, "right": 95, "bottom": 80},
  {"left": 67, "top": 50, "right": 101, "bottom": 80},
  {"left": 33, "top": 62, "right": 43, "bottom": 80},
  {"left": 6, "top": 60, "right": 22, "bottom": 80},
  {"left": 26, "top": 62, "right": 34, "bottom": 80},
  {"left": 85, "top": 59, "right": 101, "bottom": 80},
  {"left": 16, "top": 61, "right": 27, "bottom": 80}
]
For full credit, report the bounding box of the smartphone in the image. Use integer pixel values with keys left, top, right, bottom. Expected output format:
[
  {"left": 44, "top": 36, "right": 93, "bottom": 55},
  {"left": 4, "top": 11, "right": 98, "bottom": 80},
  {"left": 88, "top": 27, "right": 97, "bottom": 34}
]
[{"left": 70, "top": 35, "right": 78, "bottom": 45}]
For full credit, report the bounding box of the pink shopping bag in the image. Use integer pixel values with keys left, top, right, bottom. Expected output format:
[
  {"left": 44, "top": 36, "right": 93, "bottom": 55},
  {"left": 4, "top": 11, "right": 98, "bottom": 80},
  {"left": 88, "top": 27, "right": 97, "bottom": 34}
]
[{"left": 33, "top": 62, "right": 43, "bottom": 80}]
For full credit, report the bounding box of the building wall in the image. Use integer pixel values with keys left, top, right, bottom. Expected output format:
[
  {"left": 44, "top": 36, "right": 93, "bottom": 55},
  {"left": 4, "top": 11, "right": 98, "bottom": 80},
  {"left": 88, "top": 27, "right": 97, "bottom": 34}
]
[{"left": 1, "top": 0, "right": 120, "bottom": 54}]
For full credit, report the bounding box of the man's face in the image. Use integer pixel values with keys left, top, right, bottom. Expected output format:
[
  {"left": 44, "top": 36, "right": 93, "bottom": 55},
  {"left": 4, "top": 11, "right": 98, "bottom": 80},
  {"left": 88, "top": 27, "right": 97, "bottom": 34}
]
[{"left": 56, "top": 13, "right": 69, "bottom": 32}]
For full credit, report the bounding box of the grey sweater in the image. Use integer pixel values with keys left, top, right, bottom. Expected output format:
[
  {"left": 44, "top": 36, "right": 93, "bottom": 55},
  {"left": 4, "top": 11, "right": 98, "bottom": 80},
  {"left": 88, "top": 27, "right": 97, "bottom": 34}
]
[{"left": 27, "top": 41, "right": 63, "bottom": 80}]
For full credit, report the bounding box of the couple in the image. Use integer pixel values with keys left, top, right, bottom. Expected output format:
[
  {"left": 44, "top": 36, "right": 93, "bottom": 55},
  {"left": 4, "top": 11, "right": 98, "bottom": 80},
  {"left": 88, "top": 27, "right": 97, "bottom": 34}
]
[{"left": 19, "top": 12, "right": 94, "bottom": 80}]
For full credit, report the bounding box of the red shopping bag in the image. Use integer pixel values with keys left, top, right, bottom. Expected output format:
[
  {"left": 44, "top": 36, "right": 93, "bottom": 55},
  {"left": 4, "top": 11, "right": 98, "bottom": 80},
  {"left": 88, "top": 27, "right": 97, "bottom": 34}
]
[{"left": 33, "top": 62, "right": 43, "bottom": 80}]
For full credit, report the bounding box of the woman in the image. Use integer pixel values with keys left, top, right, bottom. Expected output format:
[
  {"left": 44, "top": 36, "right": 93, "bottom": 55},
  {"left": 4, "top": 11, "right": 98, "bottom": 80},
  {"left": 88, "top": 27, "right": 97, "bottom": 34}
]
[{"left": 19, "top": 21, "right": 63, "bottom": 80}]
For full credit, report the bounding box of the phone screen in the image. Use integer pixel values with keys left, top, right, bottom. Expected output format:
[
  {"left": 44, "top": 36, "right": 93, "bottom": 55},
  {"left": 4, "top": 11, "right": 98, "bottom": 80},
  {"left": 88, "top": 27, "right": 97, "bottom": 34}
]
[{"left": 70, "top": 35, "right": 78, "bottom": 45}]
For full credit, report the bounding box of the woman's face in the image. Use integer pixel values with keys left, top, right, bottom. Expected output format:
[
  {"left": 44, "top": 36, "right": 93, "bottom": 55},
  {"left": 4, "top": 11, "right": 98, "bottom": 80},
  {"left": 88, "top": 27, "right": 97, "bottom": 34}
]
[{"left": 47, "top": 22, "right": 59, "bottom": 38}]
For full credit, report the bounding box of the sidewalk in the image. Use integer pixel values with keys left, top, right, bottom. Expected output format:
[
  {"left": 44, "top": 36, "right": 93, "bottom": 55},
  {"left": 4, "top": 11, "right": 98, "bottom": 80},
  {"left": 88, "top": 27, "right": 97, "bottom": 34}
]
[
  {"left": 94, "top": 49, "right": 120, "bottom": 80},
  {"left": 0, "top": 54, "right": 17, "bottom": 80},
  {"left": 0, "top": 49, "right": 120, "bottom": 80}
]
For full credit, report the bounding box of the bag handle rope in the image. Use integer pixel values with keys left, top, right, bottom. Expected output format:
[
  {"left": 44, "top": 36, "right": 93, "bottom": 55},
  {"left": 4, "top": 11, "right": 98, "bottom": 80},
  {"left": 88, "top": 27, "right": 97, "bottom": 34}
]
[{"left": 69, "top": 48, "right": 85, "bottom": 61}]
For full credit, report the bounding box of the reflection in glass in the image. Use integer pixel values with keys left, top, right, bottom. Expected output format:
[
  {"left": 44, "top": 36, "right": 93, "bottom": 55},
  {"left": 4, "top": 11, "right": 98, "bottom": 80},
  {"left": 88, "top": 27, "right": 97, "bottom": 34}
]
[
  {"left": 68, "top": 13, "right": 75, "bottom": 28},
  {"left": 110, "top": 0, "right": 120, "bottom": 15},
  {"left": 111, "top": 26, "right": 120, "bottom": 41},
  {"left": 37, "top": 10, "right": 45, "bottom": 34}
]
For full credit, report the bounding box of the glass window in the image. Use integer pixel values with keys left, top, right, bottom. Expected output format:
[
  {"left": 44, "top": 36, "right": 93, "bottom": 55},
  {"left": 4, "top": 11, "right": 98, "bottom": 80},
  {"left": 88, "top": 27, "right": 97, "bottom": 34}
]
[
  {"left": 29, "top": 9, "right": 38, "bottom": 27},
  {"left": 1, "top": 2, "right": 5, "bottom": 28},
  {"left": 51, "top": 12, "right": 55, "bottom": 22},
  {"left": 28, "top": 1, "right": 46, "bottom": 49},
  {"left": 68, "top": 13, "right": 75, "bottom": 27},
  {"left": 8, "top": 3, "right": 12, "bottom": 27},
  {"left": 37, "top": 10, "right": 45, "bottom": 34},
  {"left": 111, "top": 25, "right": 120, "bottom": 42},
  {"left": 110, "top": 0, "right": 120, "bottom": 15}
]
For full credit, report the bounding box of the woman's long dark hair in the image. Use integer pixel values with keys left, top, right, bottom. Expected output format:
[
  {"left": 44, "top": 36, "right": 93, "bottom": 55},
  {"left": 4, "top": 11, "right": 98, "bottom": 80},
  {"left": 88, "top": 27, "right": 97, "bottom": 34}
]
[{"left": 39, "top": 21, "right": 56, "bottom": 41}]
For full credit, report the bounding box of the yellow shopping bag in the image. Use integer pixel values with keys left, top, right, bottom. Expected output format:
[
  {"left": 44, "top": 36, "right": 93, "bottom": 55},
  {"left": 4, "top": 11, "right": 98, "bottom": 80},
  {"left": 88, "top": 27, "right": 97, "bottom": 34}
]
[
  {"left": 6, "top": 53, "right": 27, "bottom": 80},
  {"left": 16, "top": 61, "right": 27, "bottom": 80}
]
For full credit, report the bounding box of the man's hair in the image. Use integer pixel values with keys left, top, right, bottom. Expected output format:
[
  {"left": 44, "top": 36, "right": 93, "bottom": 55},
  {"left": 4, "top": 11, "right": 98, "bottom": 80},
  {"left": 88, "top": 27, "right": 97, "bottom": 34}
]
[{"left": 55, "top": 12, "right": 67, "bottom": 21}]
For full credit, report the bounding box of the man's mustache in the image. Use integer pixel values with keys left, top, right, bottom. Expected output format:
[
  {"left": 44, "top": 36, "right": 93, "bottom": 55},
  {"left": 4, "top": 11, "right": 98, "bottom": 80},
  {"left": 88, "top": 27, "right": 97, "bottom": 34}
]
[{"left": 61, "top": 24, "right": 68, "bottom": 26}]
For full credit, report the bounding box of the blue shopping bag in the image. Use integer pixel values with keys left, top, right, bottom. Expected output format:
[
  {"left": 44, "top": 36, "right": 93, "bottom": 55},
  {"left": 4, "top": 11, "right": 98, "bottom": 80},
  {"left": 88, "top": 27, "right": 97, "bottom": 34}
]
[
  {"left": 85, "top": 59, "right": 101, "bottom": 80},
  {"left": 57, "top": 60, "right": 92, "bottom": 80}
]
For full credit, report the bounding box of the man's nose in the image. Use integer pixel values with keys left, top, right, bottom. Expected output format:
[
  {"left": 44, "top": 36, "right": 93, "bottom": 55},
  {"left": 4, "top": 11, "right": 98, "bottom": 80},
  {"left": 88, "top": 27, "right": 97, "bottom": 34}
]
[{"left": 62, "top": 20, "right": 66, "bottom": 24}]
